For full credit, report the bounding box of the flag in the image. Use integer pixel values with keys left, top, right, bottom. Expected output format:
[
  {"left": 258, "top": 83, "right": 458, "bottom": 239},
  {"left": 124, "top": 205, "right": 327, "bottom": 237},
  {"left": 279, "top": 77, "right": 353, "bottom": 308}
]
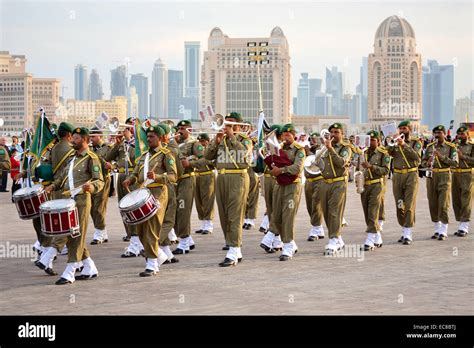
[
  {"left": 21, "top": 129, "right": 33, "bottom": 173},
  {"left": 29, "top": 110, "right": 57, "bottom": 163},
  {"left": 134, "top": 118, "right": 149, "bottom": 163},
  {"left": 253, "top": 112, "right": 266, "bottom": 174}
]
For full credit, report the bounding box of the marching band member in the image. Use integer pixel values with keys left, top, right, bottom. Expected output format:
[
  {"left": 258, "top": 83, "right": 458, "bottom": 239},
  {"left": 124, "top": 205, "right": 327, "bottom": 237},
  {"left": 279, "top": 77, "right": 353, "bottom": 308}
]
[
  {"left": 193, "top": 133, "right": 216, "bottom": 235},
  {"left": 452, "top": 126, "right": 473, "bottom": 237},
  {"left": 45, "top": 127, "right": 104, "bottom": 285},
  {"left": 156, "top": 123, "right": 179, "bottom": 264},
  {"left": 267, "top": 123, "right": 305, "bottom": 261},
  {"left": 320, "top": 123, "right": 352, "bottom": 255},
  {"left": 173, "top": 120, "right": 200, "bottom": 255},
  {"left": 243, "top": 123, "right": 259, "bottom": 231},
  {"left": 421, "top": 125, "right": 458, "bottom": 240},
  {"left": 387, "top": 120, "right": 422, "bottom": 245},
  {"left": 305, "top": 131, "right": 325, "bottom": 242},
  {"left": 122, "top": 126, "right": 177, "bottom": 276},
  {"left": 35, "top": 122, "right": 75, "bottom": 275},
  {"left": 204, "top": 112, "right": 252, "bottom": 267},
  {"left": 89, "top": 127, "right": 113, "bottom": 245},
  {"left": 359, "top": 130, "right": 390, "bottom": 251}
]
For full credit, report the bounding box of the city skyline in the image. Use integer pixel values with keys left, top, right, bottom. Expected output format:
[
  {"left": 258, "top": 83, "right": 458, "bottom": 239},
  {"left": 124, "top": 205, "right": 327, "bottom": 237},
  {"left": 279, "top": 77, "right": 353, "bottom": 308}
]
[{"left": 1, "top": 1, "right": 472, "bottom": 102}]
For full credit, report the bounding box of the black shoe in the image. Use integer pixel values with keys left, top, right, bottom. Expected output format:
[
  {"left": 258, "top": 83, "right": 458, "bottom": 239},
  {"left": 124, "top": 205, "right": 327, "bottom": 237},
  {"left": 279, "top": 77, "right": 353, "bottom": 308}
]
[
  {"left": 318, "top": 236, "right": 325, "bottom": 239},
  {"left": 238, "top": 257, "right": 242, "bottom": 263},
  {"left": 259, "top": 243, "right": 274, "bottom": 253},
  {"left": 163, "top": 258, "right": 179, "bottom": 264},
  {"left": 363, "top": 244, "right": 375, "bottom": 251},
  {"left": 402, "top": 238, "right": 412, "bottom": 245},
  {"left": 195, "top": 229, "right": 203, "bottom": 234},
  {"left": 189, "top": 244, "right": 195, "bottom": 250},
  {"left": 0, "top": 189, "right": 9, "bottom": 192},
  {"left": 259, "top": 227, "right": 267, "bottom": 233},
  {"left": 75, "top": 274, "right": 98, "bottom": 280},
  {"left": 173, "top": 248, "right": 189, "bottom": 255},
  {"left": 454, "top": 231, "right": 459, "bottom": 236},
  {"left": 438, "top": 234, "right": 447, "bottom": 241},
  {"left": 201, "top": 230, "right": 210, "bottom": 235},
  {"left": 222, "top": 245, "right": 230, "bottom": 251},
  {"left": 55, "top": 277, "right": 72, "bottom": 285},
  {"left": 431, "top": 233, "right": 439, "bottom": 239},
  {"left": 374, "top": 243, "right": 383, "bottom": 248},
  {"left": 75, "top": 266, "right": 84, "bottom": 273},
  {"left": 90, "top": 239, "right": 103, "bottom": 245},
  {"left": 44, "top": 268, "right": 58, "bottom": 276},
  {"left": 273, "top": 246, "right": 283, "bottom": 252},
  {"left": 34, "top": 260, "right": 46, "bottom": 270},
  {"left": 121, "top": 251, "right": 139, "bottom": 258},
  {"left": 122, "top": 236, "right": 130, "bottom": 242},
  {"left": 397, "top": 236, "right": 404, "bottom": 243},
  {"left": 279, "top": 255, "right": 291, "bottom": 261},
  {"left": 242, "top": 223, "right": 249, "bottom": 230},
  {"left": 307, "top": 235, "right": 318, "bottom": 242},
  {"left": 219, "top": 258, "right": 237, "bottom": 267},
  {"left": 457, "top": 230, "right": 468, "bottom": 237},
  {"left": 139, "top": 269, "right": 157, "bottom": 277}
]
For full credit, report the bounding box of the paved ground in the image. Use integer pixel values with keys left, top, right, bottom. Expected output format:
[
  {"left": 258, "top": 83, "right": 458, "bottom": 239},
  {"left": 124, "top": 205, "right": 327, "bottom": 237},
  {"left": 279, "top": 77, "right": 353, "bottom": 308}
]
[{"left": 0, "top": 176, "right": 472, "bottom": 315}]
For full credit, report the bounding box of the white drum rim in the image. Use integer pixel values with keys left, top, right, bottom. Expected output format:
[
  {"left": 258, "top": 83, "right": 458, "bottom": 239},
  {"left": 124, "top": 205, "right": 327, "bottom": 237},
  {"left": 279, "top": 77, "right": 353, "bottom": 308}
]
[
  {"left": 13, "top": 184, "right": 44, "bottom": 199},
  {"left": 40, "top": 199, "right": 76, "bottom": 211},
  {"left": 119, "top": 188, "right": 152, "bottom": 211}
]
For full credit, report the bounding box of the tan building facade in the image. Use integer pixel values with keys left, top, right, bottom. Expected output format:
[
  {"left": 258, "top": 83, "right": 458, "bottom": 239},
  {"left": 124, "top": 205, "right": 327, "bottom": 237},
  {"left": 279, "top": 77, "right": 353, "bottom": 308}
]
[
  {"left": 291, "top": 115, "right": 351, "bottom": 134},
  {"left": 201, "top": 27, "right": 291, "bottom": 125},
  {"left": 368, "top": 16, "right": 422, "bottom": 128},
  {"left": 67, "top": 96, "right": 128, "bottom": 128}
]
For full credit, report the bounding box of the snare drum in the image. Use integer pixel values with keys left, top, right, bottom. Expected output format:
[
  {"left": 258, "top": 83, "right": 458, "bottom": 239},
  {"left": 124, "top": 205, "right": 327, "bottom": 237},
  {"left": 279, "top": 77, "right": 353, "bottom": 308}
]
[
  {"left": 40, "top": 199, "right": 80, "bottom": 237},
  {"left": 12, "top": 184, "right": 48, "bottom": 219},
  {"left": 119, "top": 188, "right": 160, "bottom": 225}
]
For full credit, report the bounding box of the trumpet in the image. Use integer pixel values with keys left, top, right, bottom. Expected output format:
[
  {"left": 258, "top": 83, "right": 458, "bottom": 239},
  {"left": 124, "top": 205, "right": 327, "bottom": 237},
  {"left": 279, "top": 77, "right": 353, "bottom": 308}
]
[
  {"left": 303, "top": 129, "right": 332, "bottom": 175},
  {"left": 186, "top": 127, "right": 223, "bottom": 135},
  {"left": 108, "top": 117, "right": 134, "bottom": 133},
  {"left": 387, "top": 133, "right": 405, "bottom": 147},
  {"left": 210, "top": 113, "right": 249, "bottom": 131}
]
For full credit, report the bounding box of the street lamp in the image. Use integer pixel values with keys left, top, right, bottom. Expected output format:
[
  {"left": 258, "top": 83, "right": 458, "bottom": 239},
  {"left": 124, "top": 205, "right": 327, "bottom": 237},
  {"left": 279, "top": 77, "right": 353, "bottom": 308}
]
[{"left": 247, "top": 41, "right": 269, "bottom": 113}]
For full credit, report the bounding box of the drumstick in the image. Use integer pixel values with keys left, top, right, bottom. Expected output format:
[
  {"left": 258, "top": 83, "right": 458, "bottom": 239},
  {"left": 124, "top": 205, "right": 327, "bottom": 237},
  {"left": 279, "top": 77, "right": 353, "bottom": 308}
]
[{"left": 141, "top": 162, "right": 160, "bottom": 189}]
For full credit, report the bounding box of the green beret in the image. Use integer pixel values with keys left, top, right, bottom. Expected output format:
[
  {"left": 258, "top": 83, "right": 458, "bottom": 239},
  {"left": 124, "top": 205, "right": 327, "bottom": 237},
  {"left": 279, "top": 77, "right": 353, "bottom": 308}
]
[
  {"left": 367, "top": 130, "right": 380, "bottom": 139},
  {"left": 432, "top": 125, "right": 446, "bottom": 133},
  {"left": 225, "top": 112, "right": 243, "bottom": 122},
  {"left": 281, "top": 123, "right": 297, "bottom": 134},
  {"left": 310, "top": 132, "right": 320, "bottom": 137},
  {"left": 73, "top": 127, "right": 89, "bottom": 136},
  {"left": 197, "top": 133, "right": 210, "bottom": 141},
  {"left": 328, "top": 123, "right": 343, "bottom": 131},
  {"left": 89, "top": 126, "right": 101, "bottom": 135},
  {"left": 270, "top": 124, "right": 283, "bottom": 135},
  {"left": 398, "top": 120, "right": 411, "bottom": 128},
  {"left": 51, "top": 123, "right": 58, "bottom": 130},
  {"left": 158, "top": 123, "right": 171, "bottom": 135},
  {"left": 58, "top": 122, "right": 74, "bottom": 133},
  {"left": 457, "top": 126, "right": 469, "bottom": 134},
  {"left": 146, "top": 126, "right": 165, "bottom": 136},
  {"left": 177, "top": 120, "right": 191, "bottom": 127}
]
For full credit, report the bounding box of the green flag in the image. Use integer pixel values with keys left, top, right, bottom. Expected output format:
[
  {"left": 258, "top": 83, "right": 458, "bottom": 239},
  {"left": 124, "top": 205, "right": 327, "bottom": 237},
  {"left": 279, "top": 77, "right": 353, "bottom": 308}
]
[
  {"left": 30, "top": 111, "right": 57, "bottom": 163},
  {"left": 134, "top": 118, "right": 149, "bottom": 164},
  {"left": 21, "top": 129, "right": 32, "bottom": 172}
]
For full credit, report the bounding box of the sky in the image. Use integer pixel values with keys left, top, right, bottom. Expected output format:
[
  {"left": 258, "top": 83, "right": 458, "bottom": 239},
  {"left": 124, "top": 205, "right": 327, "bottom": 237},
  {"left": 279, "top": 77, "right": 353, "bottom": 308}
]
[{"left": 1, "top": 0, "right": 472, "bottom": 101}]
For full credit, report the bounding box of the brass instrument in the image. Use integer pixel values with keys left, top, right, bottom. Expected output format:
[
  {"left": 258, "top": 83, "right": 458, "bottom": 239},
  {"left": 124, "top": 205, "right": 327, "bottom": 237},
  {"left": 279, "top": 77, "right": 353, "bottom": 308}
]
[
  {"left": 387, "top": 133, "right": 405, "bottom": 147},
  {"left": 354, "top": 149, "right": 367, "bottom": 194},
  {"left": 210, "top": 113, "right": 249, "bottom": 131},
  {"left": 303, "top": 129, "right": 331, "bottom": 175}
]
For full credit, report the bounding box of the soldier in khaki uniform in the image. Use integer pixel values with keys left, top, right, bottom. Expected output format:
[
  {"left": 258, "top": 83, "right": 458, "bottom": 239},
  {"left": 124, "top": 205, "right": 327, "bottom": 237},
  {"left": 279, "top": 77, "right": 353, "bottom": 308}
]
[
  {"left": 266, "top": 123, "right": 305, "bottom": 261},
  {"left": 0, "top": 137, "right": 10, "bottom": 192},
  {"left": 359, "top": 130, "right": 390, "bottom": 251},
  {"left": 452, "top": 126, "right": 473, "bottom": 237},
  {"left": 305, "top": 131, "right": 325, "bottom": 242},
  {"left": 205, "top": 112, "right": 252, "bottom": 267},
  {"left": 387, "top": 120, "right": 423, "bottom": 245},
  {"left": 155, "top": 123, "right": 180, "bottom": 264},
  {"left": 45, "top": 127, "right": 104, "bottom": 285},
  {"left": 193, "top": 133, "right": 216, "bottom": 235},
  {"left": 123, "top": 126, "right": 178, "bottom": 276},
  {"left": 421, "top": 125, "right": 459, "bottom": 240},
  {"left": 243, "top": 166, "right": 259, "bottom": 230},
  {"left": 89, "top": 128, "right": 113, "bottom": 244},
  {"left": 319, "top": 123, "right": 352, "bottom": 255},
  {"left": 172, "top": 120, "right": 200, "bottom": 255},
  {"left": 259, "top": 125, "right": 285, "bottom": 252},
  {"left": 35, "top": 122, "right": 75, "bottom": 275}
]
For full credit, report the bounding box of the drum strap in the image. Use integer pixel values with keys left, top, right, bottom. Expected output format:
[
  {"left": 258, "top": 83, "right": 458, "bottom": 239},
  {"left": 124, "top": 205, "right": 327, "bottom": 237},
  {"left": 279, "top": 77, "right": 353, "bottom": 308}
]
[
  {"left": 53, "top": 149, "right": 75, "bottom": 174},
  {"left": 61, "top": 154, "right": 91, "bottom": 188}
]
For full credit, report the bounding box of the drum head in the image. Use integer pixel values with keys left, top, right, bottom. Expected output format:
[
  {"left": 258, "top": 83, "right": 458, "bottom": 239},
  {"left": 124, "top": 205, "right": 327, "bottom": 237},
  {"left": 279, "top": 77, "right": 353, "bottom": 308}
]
[
  {"left": 40, "top": 199, "right": 76, "bottom": 210},
  {"left": 119, "top": 188, "right": 150, "bottom": 209},
  {"left": 13, "top": 184, "right": 43, "bottom": 198}
]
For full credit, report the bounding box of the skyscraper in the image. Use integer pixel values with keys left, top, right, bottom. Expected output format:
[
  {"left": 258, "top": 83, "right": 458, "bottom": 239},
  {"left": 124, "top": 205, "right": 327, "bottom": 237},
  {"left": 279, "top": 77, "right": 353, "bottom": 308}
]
[
  {"left": 168, "top": 70, "right": 184, "bottom": 118},
  {"left": 151, "top": 58, "right": 168, "bottom": 118},
  {"left": 110, "top": 65, "right": 128, "bottom": 98},
  {"left": 308, "top": 78, "right": 322, "bottom": 114},
  {"left": 422, "top": 60, "right": 454, "bottom": 127},
  {"left": 368, "top": 15, "right": 422, "bottom": 127},
  {"left": 89, "top": 69, "right": 103, "bottom": 101},
  {"left": 130, "top": 73, "right": 149, "bottom": 118},
  {"left": 297, "top": 73, "right": 310, "bottom": 115},
  {"left": 184, "top": 41, "right": 200, "bottom": 99},
  {"left": 74, "top": 64, "right": 88, "bottom": 100},
  {"left": 325, "top": 66, "right": 345, "bottom": 115},
  {"left": 359, "top": 57, "right": 368, "bottom": 123},
  {"left": 201, "top": 27, "right": 291, "bottom": 125}
]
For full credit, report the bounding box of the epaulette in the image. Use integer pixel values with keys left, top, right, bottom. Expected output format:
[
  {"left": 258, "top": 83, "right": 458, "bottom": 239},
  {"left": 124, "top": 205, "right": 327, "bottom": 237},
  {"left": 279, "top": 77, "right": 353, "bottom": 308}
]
[
  {"left": 159, "top": 147, "right": 171, "bottom": 155},
  {"left": 427, "top": 141, "right": 436, "bottom": 147},
  {"left": 293, "top": 142, "right": 303, "bottom": 150},
  {"left": 410, "top": 136, "right": 422, "bottom": 142},
  {"left": 445, "top": 141, "right": 457, "bottom": 148},
  {"left": 238, "top": 133, "right": 249, "bottom": 140},
  {"left": 87, "top": 150, "right": 99, "bottom": 159},
  {"left": 376, "top": 147, "right": 388, "bottom": 155}
]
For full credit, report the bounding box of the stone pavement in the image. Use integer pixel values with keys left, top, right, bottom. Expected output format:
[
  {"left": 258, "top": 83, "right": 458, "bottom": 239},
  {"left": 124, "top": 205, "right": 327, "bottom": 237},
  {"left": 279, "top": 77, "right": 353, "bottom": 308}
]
[{"left": 0, "top": 177, "right": 472, "bottom": 315}]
